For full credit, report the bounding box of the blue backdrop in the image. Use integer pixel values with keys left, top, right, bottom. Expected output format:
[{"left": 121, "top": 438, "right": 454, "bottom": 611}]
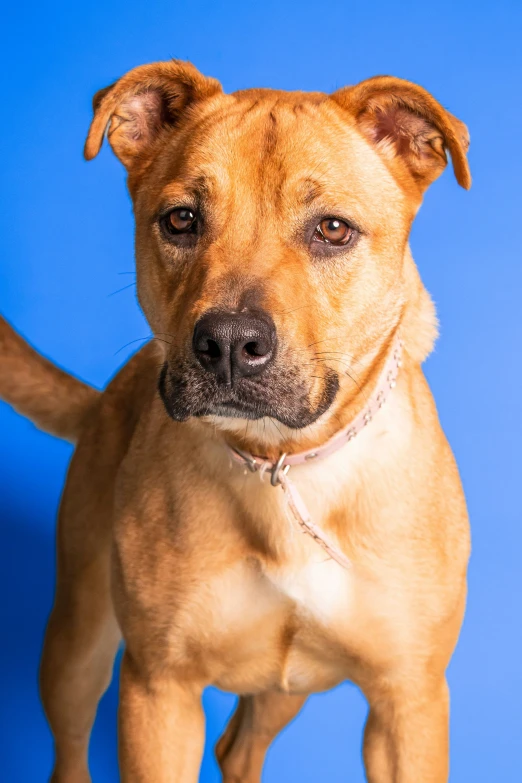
[{"left": 1, "top": 1, "right": 520, "bottom": 781}]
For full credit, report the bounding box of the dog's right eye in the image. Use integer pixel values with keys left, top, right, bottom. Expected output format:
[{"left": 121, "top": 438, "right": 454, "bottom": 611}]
[{"left": 164, "top": 208, "right": 197, "bottom": 234}]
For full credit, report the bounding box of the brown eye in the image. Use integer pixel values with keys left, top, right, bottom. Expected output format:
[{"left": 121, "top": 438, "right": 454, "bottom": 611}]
[
  {"left": 167, "top": 208, "right": 197, "bottom": 234},
  {"left": 314, "top": 218, "right": 353, "bottom": 245}
]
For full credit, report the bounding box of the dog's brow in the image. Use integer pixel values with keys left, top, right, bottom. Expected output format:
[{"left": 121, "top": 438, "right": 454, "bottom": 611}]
[
  {"left": 185, "top": 175, "right": 211, "bottom": 200},
  {"left": 157, "top": 175, "right": 212, "bottom": 215},
  {"left": 298, "top": 179, "right": 325, "bottom": 205}
]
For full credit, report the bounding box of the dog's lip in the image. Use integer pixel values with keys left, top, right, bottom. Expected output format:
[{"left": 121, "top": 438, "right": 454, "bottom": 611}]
[
  {"left": 200, "top": 393, "right": 277, "bottom": 420},
  {"left": 208, "top": 398, "right": 263, "bottom": 415}
]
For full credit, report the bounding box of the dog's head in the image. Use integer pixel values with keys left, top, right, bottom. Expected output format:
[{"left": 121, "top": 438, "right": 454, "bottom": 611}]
[{"left": 85, "top": 60, "right": 470, "bottom": 453}]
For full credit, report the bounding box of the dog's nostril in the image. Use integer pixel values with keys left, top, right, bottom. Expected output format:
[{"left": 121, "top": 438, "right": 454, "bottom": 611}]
[
  {"left": 202, "top": 339, "right": 221, "bottom": 359},
  {"left": 243, "top": 341, "right": 263, "bottom": 358}
]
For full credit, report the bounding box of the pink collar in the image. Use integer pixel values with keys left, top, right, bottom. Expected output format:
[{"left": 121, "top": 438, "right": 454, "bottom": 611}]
[{"left": 228, "top": 335, "right": 403, "bottom": 569}]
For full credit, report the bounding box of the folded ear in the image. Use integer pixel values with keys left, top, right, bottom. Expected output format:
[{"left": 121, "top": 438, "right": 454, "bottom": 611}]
[
  {"left": 331, "top": 76, "right": 471, "bottom": 192},
  {"left": 84, "top": 60, "right": 222, "bottom": 168}
]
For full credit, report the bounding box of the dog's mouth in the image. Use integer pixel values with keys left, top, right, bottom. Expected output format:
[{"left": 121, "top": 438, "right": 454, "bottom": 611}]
[
  {"left": 158, "top": 360, "right": 340, "bottom": 429},
  {"left": 209, "top": 400, "right": 262, "bottom": 418}
]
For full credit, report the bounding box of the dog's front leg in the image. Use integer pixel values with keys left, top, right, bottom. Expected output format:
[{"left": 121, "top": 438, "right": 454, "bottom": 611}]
[
  {"left": 118, "top": 651, "right": 205, "bottom": 783},
  {"left": 363, "top": 674, "right": 450, "bottom": 783}
]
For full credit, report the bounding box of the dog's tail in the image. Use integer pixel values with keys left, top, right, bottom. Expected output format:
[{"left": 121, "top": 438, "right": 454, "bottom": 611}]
[{"left": 0, "top": 315, "right": 100, "bottom": 442}]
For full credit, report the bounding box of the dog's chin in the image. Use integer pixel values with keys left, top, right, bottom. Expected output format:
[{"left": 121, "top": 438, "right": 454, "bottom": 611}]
[{"left": 203, "top": 413, "right": 306, "bottom": 448}]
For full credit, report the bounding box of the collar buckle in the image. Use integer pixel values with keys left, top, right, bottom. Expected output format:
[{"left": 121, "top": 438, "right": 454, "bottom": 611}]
[
  {"left": 231, "top": 447, "right": 259, "bottom": 473},
  {"left": 270, "top": 452, "right": 289, "bottom": 486}
]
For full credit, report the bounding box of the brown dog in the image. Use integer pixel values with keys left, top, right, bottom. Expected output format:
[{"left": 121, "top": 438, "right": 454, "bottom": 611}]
[{"left": 0, "top": 60, "right": 471, "bottom": 782}]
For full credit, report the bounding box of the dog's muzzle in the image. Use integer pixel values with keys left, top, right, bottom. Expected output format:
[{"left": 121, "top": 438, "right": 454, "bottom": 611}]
[{"left": 158, "top": 308, "right": 340, "bottom": 426}]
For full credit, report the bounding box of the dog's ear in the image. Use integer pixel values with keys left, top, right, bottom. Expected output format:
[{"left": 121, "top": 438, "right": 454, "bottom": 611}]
[
  {"left": 331, "top": 76, "right": 471, "bottom": 192},
  {"left": 84, "top": 60, "right": 222, "bottom": 168}
]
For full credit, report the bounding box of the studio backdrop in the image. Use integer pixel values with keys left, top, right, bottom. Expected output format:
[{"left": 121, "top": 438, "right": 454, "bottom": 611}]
[{"left": 1, "top": 1, "right": 520, "bottom": 781}]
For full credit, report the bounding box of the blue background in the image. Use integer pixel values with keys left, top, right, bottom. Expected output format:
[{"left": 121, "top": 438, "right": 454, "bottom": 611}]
[{"left": 1, "top": 1, "right": 521, "bottom": 780}]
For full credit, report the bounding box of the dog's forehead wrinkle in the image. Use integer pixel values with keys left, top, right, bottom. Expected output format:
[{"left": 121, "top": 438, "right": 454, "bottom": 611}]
[
  {"left": 232, "top": 87, "right": 326, "bottom": 104},
  {"left": 192, "top": 96, "right": 325, "bottom": 161},
  {"left": 155, "top": 101, "right": 395, "bottom": 224},
  {"left": 263, "top": 110, "right": 279, "bottom": 159}
]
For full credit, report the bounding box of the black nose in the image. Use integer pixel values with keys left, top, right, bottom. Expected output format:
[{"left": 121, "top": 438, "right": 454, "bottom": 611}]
[{"left": 193, "top": 310, "right": 276, "bottom": 384}]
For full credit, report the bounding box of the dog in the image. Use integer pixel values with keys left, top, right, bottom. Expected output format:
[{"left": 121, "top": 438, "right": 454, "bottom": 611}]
[{"left": 0, "top": 59, "right": 471, "bottom": 782}]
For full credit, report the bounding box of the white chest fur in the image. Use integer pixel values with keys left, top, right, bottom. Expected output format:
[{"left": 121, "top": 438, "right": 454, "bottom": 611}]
[{"left": 267, "top": 551, "right": 353, "bottom": 624}]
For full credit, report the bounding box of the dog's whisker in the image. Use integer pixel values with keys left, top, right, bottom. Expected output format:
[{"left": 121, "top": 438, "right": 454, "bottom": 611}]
[
  {"left": 308, "top": 362, "right": 364, "bottom": 391},
  {"left": 271, "top": 304, "right": 310, "bottom": 316},
  {"left": 268, "top": 417, "right": 285, "bottom": 442},
  {"left": 308, "top": 356, "right": 361, "bottom": 373},
  {"left": 312, "top": 351, "right": 365, "bottom": 367},
  {"left": 114, "top": 336, "right": 152, "bottom": 355},
  {"left": 152, "top": 336, "right": 174, "bottom": 346},
  {"left": 305, "top": 336, "right": 349, "bottom": 349},
  {"left": 303, "top": 356, "right": 365, "bottom": 389},
  {"left": 108, "top": 282, "right": 137, "bottom": 297}
]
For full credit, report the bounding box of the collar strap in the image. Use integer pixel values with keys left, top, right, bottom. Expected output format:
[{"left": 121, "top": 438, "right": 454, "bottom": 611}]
[{"left": 228, "top": 335, "right": 403, "bottom": 569}]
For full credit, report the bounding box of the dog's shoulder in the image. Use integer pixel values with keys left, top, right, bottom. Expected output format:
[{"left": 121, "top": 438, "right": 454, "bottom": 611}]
[{"left": 72, "top": 340, "right": 162, "bottom": 472}]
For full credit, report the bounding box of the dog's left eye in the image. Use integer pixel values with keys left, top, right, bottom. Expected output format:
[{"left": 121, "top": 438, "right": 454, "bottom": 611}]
[
  {"left": 313, "top": 218, "right": 353, "bottom": 246},
  {"left": 165, "top": 208, "right": 197, "bottom": 234}
]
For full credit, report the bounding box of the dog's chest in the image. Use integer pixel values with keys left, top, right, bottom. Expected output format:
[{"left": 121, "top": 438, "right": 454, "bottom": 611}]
[
  {"left": 203, "top": 446, "right": 369, "bottom": 692},
  {"left": 267, "top": 555, "right": 355, "bottom": 690},
  {"left": 205, "top": 551, "right": 356, "bottom": 694}
]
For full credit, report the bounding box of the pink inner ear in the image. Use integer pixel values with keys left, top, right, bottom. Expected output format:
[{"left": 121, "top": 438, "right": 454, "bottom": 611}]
[
  {"left": 369, "top": 103, "right": 438, "bottom": 159},
  {"left": 118, "top": 90, "right": 165, "bottom": 143}
]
